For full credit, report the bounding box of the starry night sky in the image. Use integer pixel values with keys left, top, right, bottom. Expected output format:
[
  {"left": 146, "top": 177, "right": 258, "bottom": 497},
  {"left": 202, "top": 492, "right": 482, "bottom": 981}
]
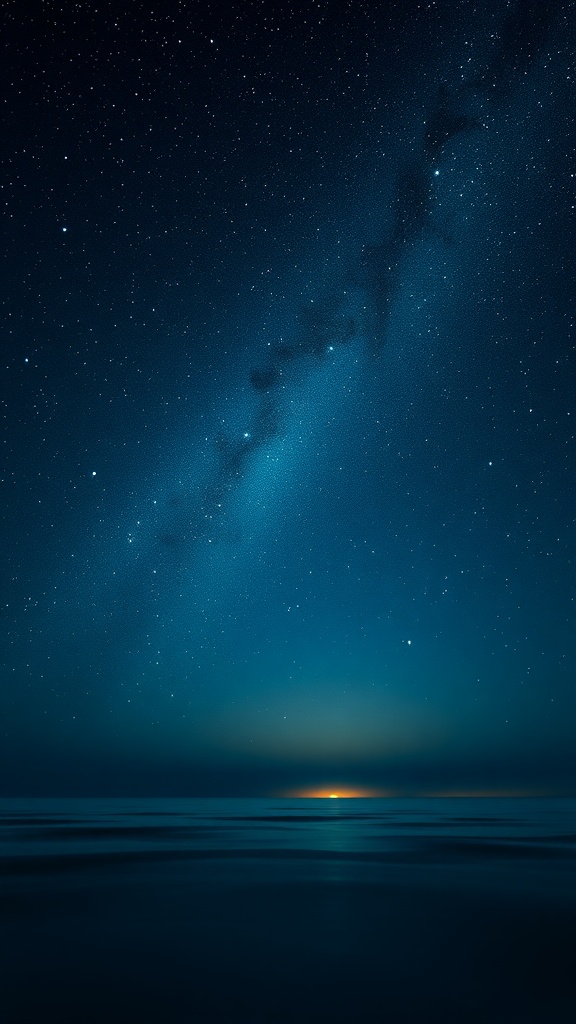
[{"left": 2, "top": 0, "right": 575, "bottom": 796}]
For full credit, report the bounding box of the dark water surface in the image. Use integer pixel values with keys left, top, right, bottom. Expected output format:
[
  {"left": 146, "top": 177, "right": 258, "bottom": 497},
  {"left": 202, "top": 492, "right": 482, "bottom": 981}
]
[{"left": 1, "top": 797, "right": 575, "bottom": 1023}]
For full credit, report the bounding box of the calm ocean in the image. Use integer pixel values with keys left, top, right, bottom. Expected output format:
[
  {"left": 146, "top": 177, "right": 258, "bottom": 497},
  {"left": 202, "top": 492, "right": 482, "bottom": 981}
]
[{"left": 1, "top": 797, "right": 575, "bottom": 1022}]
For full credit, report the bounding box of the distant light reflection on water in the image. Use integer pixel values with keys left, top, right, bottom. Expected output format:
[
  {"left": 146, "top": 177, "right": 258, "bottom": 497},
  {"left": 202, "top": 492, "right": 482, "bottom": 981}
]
[{"left": 1, "top": 798, "right": 575, "bottom": 1023}]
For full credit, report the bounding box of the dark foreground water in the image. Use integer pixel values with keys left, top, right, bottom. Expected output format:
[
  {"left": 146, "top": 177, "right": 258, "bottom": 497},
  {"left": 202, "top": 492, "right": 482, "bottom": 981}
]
[{"left": 1, "top": 798, "right": 575, "bottom": 1023}]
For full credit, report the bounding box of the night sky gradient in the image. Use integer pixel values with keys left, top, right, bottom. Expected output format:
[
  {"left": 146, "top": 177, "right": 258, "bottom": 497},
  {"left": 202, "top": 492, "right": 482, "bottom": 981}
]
[{"left": 2, "top": 0, "right": 575, "bottom": 795}]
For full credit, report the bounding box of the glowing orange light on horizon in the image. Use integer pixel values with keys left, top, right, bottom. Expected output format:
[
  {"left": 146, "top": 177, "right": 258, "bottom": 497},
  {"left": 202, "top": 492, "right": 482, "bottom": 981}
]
[
  {"left": 279, "top": 786, "right": 555, "bottom": 799},
  {"left": 285, "top": 786, "right": 392, "bottom": 798}
]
